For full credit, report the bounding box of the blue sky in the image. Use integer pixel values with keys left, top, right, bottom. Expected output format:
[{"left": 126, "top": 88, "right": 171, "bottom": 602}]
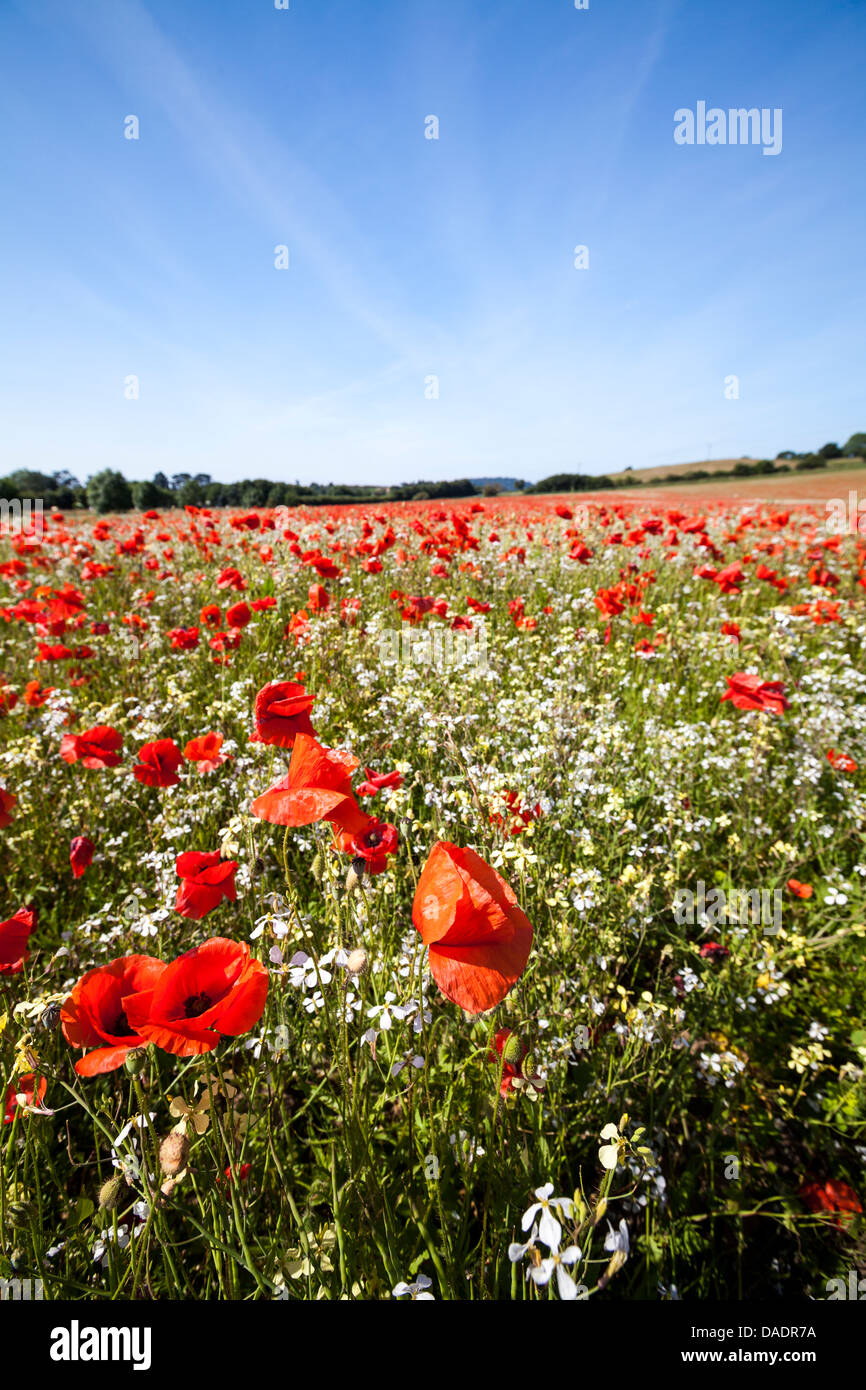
[{"left": 1, "top": 0, "right": 863, "bottom": 485}]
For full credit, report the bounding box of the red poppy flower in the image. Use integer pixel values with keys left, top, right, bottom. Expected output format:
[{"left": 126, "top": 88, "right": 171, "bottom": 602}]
[
  {"left": 220, "top": 1162, "right": 252, "bottom": 1185},
  {"left": 124, "top": 938, "right": 268, "bottom": 1057},
  {"left": 0, "top": 907, "right": 36, "bottom": 975},
  {"left": 307, "top": 584, "right": 330, "bottom": 612},
  {"left": 249, "top": 681, "right": 316, "bottom": 748},
  {"left": 168, "top": 626, "right": 200, "bottom": 650},
  {"left": 251, "top": 734, "right": 370, "bottom": 834},
  {"left": 4, "top": 1073, "right": 48, "bottom": 1124},
  {"left": 0, "top": 785, "right": 16, "bottom": 828},
  {"left": 175, "top": 851, "right": 238, "bottom": 920},
  {"left": 336, "top": 818, "right": 399, "bottom": 874},
  {"left": 720, "top": 673, "right": 788, "bottom": 715},
  {"left": 699, "top": 941, "right": 730, "bottom": 961},
  {"left": 800, "top": 1179, "right": 862, "bottom": 1229},
  {"left": 412, "top": 842, "right": 533, "bottom": 1014},
  {"left": 712, "top": 561, "right": 745, "bottom": 594},
  {"left": 60, "top": 725, "right": 123, "bottom": 768},
  {"left": 209, "top": 629, "right": 241, "bottom": 654},
  {"left": 827, "top": 749, "right": 858, "bottom": 773},
  {"left": 216, "top": 567, "right": 246, "bottom": 591},
  {"left": 489, "top": 790, "right": 542, "bottom": 838},
  {"left": 23, "top": 680, "right": 54, "bottom": 707},
  {"left": 356, "top": 767, "right": 404, "bottom": 797},
  {"left": 133, "top": 739, "right": 184, "bottom": 787},
  {"left": 200, "top": 604, "right": 222, "bottom": 629},
  {"left": 787, "top": 879, "right": 813, "bottom": 899},
  {"left": 183, "top": 732, "right": 231, "bottom": 774},
  {"left": 70, "top": 835, "right": 94, "bottom": 879},
  {"left": 720, "top": 621, "right": 740, "bottom": 643},
  {"left": 226, "top": 601, "right": 251, "bottom": 629},
  {"left": 61, "top": 955, "right": 166, "bottom": 1075}
]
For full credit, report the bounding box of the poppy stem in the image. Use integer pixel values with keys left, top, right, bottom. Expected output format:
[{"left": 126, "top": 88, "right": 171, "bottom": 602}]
[{"left": 478, "top": 1025, "right": 508, "bottom": 1298}]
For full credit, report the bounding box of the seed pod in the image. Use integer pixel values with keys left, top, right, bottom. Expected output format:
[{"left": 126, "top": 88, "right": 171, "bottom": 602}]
[
  {"left": 39, "top": 1003, "right": 61, "bottom": 1032},
  {"left": 159, "top": 1132, "right": 189, "bottom": 1177},
  {"left": 98, "top": 1175, "right": 124, "bottom": 1211},
  {"left": 124, "top": 1049, "right": 146, "bottom": 1076},
  {"left": 346, "top": 948, "right": 368, "bottom": 976},
  {"left": 346, "top": 862, "right": 362, "bottom": 893}
]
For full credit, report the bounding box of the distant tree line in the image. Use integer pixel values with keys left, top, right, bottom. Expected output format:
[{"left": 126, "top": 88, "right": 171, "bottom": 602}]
[
  {"left": 1, "top": 434, "right": 863, "bottom": 513},
  {"left": 0, "top": 469, "right": 496, "bottom": 515},
  {"left": 529, "top": 434, "right": 866, "bottom": 495}
]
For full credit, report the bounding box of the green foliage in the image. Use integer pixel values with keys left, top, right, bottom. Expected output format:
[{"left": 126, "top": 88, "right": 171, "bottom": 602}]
[{"left": 86, "top": 470, "right": 133, "bottom": 514}]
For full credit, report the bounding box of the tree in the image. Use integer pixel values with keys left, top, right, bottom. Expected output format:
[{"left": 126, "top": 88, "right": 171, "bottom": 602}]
[
  {"left": 131, "top": 479, "right": 170, "bottom": 510},
  {"left": 818, "top": 442, "right": 842, "bottom": 459},
  {"left": 52, "top": 469, "right": 81, "bottom": 490},
  {"left": 843, "top": 433, "right": 866, "bottom": 459},
  {"left": 86, "top": 470, "right": 133, "bottom": 513}
]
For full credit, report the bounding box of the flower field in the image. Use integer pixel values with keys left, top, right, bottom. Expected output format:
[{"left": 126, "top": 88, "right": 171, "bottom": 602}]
[{"left": 1, "top": 491, "right": 864, "bottom": 1302}]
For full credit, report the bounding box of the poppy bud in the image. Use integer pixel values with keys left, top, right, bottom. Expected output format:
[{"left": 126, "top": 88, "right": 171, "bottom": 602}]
[
  {"left": 124, "top": 1049, "right": 146, "bottom": 1076},
  {"left": 346, "top": 861, "right": 363, "bottom": 892},
  {"left": 310, "top": 853, "right": 323, "bottom": 884},
  {"left": 502, "top": 1033, "right": 524, "bottom": 1065},
  {"left": 98, "top": 1175, "right": 124, "bottom": 1211},
  {"left": 7, "top": 1186, "right": 29, "bottom": 1223},
  {"left": 594, "top": 1197, "right": 608, "bottom": 1223},
  {"left": 159, "top": 1132, "right": 189, "bottom": 1177},
  {"left": 346, "top": 948, "right": 368, "bottom": 976}
]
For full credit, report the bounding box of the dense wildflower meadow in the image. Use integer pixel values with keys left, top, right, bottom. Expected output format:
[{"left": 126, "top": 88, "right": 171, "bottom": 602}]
[{"left": 1, "top": 491, "right": 864, "bottom": 1303}]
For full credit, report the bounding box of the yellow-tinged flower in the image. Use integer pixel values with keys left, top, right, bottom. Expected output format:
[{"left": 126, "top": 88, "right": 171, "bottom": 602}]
[
  {"left": 12, "top": 1033, "right": 39, "bottom": 1077},
  {"left": 169, "top": 1091, "right": 211, "bottom": 1135},
  {"left": 599, "top": 1122, "right": 622, "bottom": 1170}
]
